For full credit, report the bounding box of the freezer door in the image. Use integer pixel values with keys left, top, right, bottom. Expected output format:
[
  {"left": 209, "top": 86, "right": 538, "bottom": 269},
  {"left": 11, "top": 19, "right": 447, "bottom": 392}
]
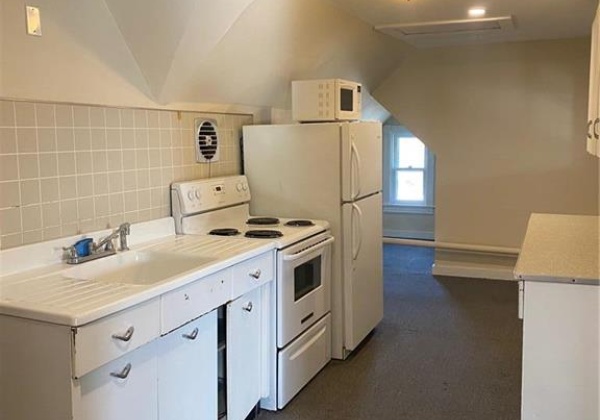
[
  {"left": 341, "top": 122, "right": 383, "bottom": 202},
  {"left": 341, "top": 193, "right": 383, "bottom": 351}
]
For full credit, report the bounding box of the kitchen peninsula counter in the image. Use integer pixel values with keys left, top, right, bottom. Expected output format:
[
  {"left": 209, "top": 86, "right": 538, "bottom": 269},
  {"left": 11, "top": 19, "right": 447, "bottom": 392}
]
[
  {"left": 515, "top": 213, "right": 599, "bottom": 284},
  {"left": 515, "top": 213, "right": 599, "bottom": 420}
]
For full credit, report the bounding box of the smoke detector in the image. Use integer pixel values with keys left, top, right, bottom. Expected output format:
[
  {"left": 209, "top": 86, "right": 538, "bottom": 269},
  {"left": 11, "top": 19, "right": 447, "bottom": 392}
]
[{"left": 194, "top": 119, "right": 220, "bottom": 163}]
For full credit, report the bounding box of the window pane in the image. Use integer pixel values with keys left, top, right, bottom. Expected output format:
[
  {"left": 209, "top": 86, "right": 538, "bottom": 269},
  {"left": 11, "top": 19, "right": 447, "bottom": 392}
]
[
  {"left": 397, "top": 137, "right": 425, "bottom": 169},
  {"left": 396, "top": 170, "right": 424, "bottom": 202}
]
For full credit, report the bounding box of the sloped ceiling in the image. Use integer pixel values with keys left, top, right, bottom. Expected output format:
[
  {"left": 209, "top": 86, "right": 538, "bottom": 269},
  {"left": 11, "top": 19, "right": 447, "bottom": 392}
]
[
  {"left": 328, "top": 0, "right": 596, "bottom": 48},
  {"left": 2, "top": 0, "right": 407, "bottom": 110},
  {"left": 103, "top": 0, "right": 408, "bottom": 107},
  {"left": 104, "top": 0, "right": 258, "bottom": 102},
  {"left": 173, "top": 0, "right": 408, "bottom": 107}
]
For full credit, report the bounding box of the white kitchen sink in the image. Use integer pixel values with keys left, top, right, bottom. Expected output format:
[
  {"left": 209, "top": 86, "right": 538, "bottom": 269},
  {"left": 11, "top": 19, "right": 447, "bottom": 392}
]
[{"left": 63, "top": 251, "right": 215, "bottom": 286}]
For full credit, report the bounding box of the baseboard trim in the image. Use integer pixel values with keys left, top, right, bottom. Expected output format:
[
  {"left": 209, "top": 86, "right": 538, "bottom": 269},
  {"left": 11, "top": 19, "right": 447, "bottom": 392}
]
[
  {"left": 432, "top": 261, "right": 517, "bottom": 281},
  {"left": 383, "top": 229, "right": 434, "bottom": 240}
]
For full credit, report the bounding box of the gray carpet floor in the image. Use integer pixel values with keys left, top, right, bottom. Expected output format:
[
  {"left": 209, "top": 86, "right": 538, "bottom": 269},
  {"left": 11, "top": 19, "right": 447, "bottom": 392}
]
[{"left": 257, "top": 245, "right": 523, "bottom": 420}]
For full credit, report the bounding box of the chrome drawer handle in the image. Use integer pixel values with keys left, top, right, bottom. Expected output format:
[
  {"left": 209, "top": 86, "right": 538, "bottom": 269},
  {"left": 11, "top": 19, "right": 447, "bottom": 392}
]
[
  {"left": 110, "top": 363, "right": 132, "bottom": 379},
  {"left": 182, "top": 327, "right": 199, "bottom": 340},
  {"left": 249, "top": 269, "right": 261, "bottom": 279},
  {"left": 112, "top": 326, "right": 135, "bottom": 342},
  {"left": 243, "top": 302, "right": 253, "bottom": 312}
]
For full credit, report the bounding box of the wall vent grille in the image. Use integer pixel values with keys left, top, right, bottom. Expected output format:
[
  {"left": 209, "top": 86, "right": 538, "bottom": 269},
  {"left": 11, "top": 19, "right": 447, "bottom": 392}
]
[{"left": 195, "top": 119, "right": 220, "bottom": 163}]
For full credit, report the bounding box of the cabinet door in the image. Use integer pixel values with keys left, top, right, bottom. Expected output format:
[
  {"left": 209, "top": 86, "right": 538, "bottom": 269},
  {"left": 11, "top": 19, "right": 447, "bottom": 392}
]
[
  {"left": 76, "top": 341, "right": 158, "bottom": 420},
  {"left": 590, "top": 9, "right": 600, "bottom": 156},
  {"left": 158, "top": 311, "right": 218, "bottom": 420},
  {"left": 522, "top": 281, "right": 600, "bottom": 420},
  {"left": 227, "top": 287, "right": 262, "bottom": 420}
]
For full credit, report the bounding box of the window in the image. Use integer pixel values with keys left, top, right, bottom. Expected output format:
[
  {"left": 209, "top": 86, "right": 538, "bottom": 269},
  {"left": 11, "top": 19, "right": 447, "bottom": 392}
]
[{"left": 383, "top": 126, "right": 435, "bottom": 213}]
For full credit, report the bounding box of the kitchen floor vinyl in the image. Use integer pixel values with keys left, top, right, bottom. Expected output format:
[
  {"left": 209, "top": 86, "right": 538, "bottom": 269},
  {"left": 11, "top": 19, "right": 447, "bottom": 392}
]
[{"left": 257, "top": 245, "right": 522, "bottom": 420}]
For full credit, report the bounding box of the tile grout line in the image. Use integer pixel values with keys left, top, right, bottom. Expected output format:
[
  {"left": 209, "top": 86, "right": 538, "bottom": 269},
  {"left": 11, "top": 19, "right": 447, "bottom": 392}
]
[
  {"left": 86, "top": 106, "right": 97, "bottom": 230},
  {"left": 70, "top": 105, "right": 80, "bottom": 236},
  {"left": 34, "top": 103, "right": 44, "bottom": 242},
  {"left": 13, "top": 102, "right": 24, "bottom": 246}
]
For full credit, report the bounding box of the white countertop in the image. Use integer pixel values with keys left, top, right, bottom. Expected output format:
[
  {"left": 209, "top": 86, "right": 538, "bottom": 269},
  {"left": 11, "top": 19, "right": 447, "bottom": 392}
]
[
  {"left": 0, "top": 219, "right": 274, "bottom": 326},
  {"left": 514, "top": 213, "right": 600, "bottom": 284}
]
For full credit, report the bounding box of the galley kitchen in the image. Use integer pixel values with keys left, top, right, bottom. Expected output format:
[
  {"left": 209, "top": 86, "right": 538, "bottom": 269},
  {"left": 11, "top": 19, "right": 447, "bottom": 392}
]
[{"left": 0, "top": 1, "right": 598, "bottom": 420}]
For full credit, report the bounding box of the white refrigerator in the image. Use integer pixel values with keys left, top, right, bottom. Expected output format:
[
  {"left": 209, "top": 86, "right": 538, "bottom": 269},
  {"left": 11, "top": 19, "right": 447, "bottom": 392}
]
[{"left": 243, "top": 121, "right": 383, "bottom": 360}]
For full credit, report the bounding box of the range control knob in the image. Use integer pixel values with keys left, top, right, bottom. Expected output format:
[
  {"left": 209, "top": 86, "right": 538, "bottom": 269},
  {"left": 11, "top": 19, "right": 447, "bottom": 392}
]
[
  {"left": 242, "top": 183, "right": 248, "bottom": 191},
  {"left": 194, "top": 189, "right": 201, "bottom": 199},
  {"left": 236, "top": 182, "right": 243, "bottom": 192},
  {"left": 187, "top": 190, "right": 195, "bottom": 201}
]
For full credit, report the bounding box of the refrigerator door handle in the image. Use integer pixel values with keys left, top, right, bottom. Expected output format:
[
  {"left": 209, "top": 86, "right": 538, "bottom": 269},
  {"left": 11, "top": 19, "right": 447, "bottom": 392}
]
[
  {"left": 351, "top": 142, "right": 362, "bottom": 200},
  {"left": 351, "top": 203, "right": 363, "bottom": 260}
]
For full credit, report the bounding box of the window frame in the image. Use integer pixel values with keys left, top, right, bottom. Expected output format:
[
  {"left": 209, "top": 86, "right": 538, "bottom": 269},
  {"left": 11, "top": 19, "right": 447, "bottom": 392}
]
[{"left": 383, "top": 126, "right": 435, "bottom": 215}]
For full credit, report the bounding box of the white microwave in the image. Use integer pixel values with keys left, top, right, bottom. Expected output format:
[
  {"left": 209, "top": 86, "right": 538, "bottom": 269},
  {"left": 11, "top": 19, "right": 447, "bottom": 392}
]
[{"left": 292, "top": 79, "right": 362, "bottom": 122}]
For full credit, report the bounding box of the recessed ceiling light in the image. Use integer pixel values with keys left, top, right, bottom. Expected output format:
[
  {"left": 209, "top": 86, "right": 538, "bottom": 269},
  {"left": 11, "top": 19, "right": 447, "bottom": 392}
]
[{"left": 468, "top": 7, "right": 487, "bottom": 18}]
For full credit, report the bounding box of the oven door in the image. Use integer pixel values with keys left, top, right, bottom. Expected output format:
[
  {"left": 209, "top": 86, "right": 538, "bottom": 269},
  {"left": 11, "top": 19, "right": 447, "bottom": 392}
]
[{"left": 276, "top": 232, "right": 333, "bottom": 348}]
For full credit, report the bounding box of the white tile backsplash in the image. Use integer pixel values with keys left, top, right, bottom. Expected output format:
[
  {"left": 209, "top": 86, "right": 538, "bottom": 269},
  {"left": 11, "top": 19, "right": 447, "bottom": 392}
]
[{"left": 0, "top": 100, "right": 252, "bottom": 249}]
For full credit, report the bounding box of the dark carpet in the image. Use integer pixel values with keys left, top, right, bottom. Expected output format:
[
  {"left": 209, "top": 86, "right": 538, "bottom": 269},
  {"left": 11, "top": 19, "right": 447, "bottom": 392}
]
[{"left": 258, "top": 245, "right": 522, "bottom": 420}]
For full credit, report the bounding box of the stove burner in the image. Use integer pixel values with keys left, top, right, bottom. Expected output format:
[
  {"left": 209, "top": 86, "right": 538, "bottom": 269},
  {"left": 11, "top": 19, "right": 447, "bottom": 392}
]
[
  {"left": 208, "top": 228, "right": 241, "bottom": 236},
  {"left": 247, "top": 217, "right": 280, "bottom": 225},
  {"left": 245, "top": 229, "right": 284, "bottom": 239},
  {"left": 285, "top": 219, "right": 315, "bottom": 227}
]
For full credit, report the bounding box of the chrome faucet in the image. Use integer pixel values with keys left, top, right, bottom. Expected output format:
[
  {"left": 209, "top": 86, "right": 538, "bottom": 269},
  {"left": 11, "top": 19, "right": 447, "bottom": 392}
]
[
  {"left": 95, "top": 223, "right": 131, "bottom": 252},
  {"left": 64, "top": 222, "right": 131, "bottom": 264}
]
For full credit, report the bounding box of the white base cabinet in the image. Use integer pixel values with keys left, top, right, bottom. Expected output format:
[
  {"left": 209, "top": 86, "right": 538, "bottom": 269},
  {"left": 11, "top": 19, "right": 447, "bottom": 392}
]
[
  {"left": 227, "top": 287, "right": 263, "bottom": 420},
  {"left": 75, "top": 310, "right": 218, "bottom": 420},
  {"left": 0, "top": 250, "right": 274, "bottom": 420},
  {"left": 77, "top": 342, "right": 159, "bottom": 420},
  {"left": 521, "top": 281, "right": 600, "bottom": 420},
  {"left": 158, "top": 311, "right": 218, "bottom": 420}
]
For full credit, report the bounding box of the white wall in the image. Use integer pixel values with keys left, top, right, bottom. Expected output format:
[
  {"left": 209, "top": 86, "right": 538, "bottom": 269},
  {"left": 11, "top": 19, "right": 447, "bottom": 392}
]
[
  {"left": 1, "top": 0, "right": 406, "bottom": 113},
  {"left": 0, "top": 1, "right": 4, "bottom": 96},
  {"left": 383, "top": 212, "right": 434, "bottom": 240},
  {"left": 177, "top": 0, "right": 406, "bottom": 108},
  {"left": 2, "top": 0, "right": 156, "bottom": 107},
  {"left": 375, "top": 38, "right": 599, "bottom": 249}
]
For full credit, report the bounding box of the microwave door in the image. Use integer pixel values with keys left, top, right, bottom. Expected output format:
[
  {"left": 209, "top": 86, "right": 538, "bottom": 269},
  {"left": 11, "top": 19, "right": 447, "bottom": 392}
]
[{"left": 339, "top": 88, "right": 354, "bottom": 112}]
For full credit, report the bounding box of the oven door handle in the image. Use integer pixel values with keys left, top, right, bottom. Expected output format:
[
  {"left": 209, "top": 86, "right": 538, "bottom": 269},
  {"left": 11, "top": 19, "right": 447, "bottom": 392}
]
[{"left": 282, "top": 236, "right": 335, "bottom": 262}]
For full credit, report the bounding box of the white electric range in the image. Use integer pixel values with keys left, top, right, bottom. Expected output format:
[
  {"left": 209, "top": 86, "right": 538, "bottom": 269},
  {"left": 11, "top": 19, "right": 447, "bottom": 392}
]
[{"left": 171, "top": 175, "right": 333, "bottom": 410}]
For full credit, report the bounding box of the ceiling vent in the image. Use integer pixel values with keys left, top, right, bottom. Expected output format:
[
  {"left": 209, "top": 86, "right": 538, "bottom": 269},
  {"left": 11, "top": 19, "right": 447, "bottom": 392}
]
[
  {"left": 375, "top": 16, "right": 515, "bottom": 48},
  {"left": 195, "top": 119, "right": 220, "bottom": 163}
]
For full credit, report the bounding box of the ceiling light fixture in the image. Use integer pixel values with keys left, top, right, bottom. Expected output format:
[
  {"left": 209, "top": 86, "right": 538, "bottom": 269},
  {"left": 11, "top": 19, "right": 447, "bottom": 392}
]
[{"left": 468, "top": 7, "right": 486, "bottom": 18}]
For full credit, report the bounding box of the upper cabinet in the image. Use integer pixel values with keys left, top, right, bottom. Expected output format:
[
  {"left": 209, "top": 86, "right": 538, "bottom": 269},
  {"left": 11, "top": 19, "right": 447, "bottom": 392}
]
[{"left": 587, "top": 5, "right": 600, "bottom": 158}]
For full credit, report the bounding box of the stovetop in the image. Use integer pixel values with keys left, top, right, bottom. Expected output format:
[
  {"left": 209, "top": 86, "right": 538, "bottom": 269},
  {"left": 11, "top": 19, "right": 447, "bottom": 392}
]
[
  {"left": 179, "top": 205, "right": 329, "bottom": 249},
  {"left": 171, "top": 176, "right": 329, "bottom": 249}
]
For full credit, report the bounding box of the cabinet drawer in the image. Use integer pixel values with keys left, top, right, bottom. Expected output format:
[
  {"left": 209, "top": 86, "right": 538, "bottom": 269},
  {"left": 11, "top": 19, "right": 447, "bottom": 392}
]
[
  {"left": 161, "top": 269, "right": 231, "bottom": 334},
  {"left": 72, "top": 298, "right": 160, "bottom": 378},
  {"left": 231, "top": 252, "right": 274, "bottom": 299}
]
